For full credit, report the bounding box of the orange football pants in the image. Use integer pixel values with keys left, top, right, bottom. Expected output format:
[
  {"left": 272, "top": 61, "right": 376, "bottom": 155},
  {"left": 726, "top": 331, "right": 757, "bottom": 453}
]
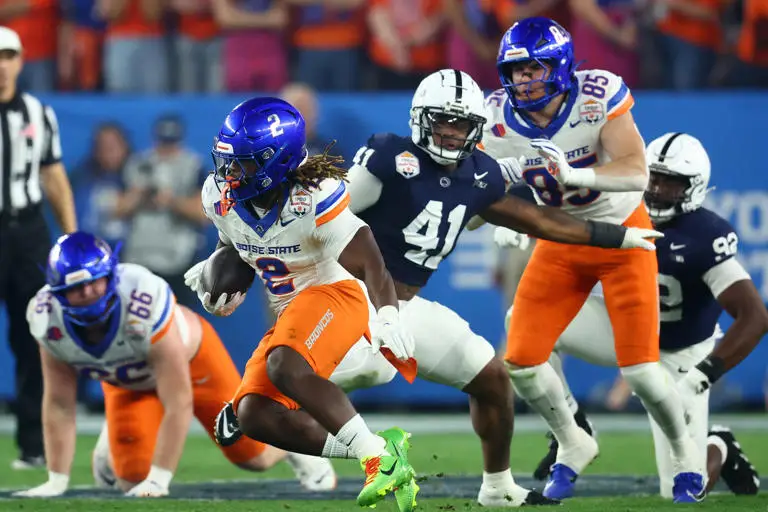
[
  {"left": 232, "top": 279, "right": 370, "bottom": 412},
  {"left": 505, "top": 205, "right": 660, "bottom": 368},
  {"left": 102, "top": 316, "right": 266, "bottom": 483}
]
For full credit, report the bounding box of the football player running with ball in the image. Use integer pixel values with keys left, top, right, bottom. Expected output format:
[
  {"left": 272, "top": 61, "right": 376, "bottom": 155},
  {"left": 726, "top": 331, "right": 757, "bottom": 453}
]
[
  {"left": 499, "top": 133, "right": 766, "bottom": 499},
  {"left": 184, "top": 97, "right": 421, "bottom": 510},
  {"left": 14, "top": 232, "right": 333, "bottom": 498},
  {"left": 479, "top": 18, "right": 705, "bottom": 502},
  {"left": 330, "top": 68, "right": 662, "bottom": 508}
]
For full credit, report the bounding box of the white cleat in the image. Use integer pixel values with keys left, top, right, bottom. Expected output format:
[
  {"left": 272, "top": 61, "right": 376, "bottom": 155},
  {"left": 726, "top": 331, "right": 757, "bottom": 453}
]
[
  {"left": 478, "top": 483, "right": 560, "bottom": 507},
  {"left": 285, "top": 452, "right": 337, "bottom": 491}
]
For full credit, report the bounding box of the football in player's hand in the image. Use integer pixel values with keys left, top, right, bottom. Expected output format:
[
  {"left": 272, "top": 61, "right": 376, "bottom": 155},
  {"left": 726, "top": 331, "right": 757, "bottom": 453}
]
[{"left": 200, "top": 245, "right": 255, "bottom": 298}]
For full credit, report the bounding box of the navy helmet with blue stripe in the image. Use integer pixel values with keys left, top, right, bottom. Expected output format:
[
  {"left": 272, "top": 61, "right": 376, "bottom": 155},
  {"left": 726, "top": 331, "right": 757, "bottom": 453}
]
[{"left": 46, "top": 231, "right": 120, "bottom": 326}]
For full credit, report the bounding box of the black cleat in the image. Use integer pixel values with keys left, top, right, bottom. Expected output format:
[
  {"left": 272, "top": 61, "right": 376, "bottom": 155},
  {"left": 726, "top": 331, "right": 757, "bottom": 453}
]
[
  {"left": 525, "top": 489, "right": 561, "bottom": 505},
  {"left": 215, "top": 402, "right": 243, "bottom": 447},
  {"left": 533, "top": 409, "right": 596, "bottom": 481},
  {"left": 709, "top": 425, "right": 759, "bottom": 495}
]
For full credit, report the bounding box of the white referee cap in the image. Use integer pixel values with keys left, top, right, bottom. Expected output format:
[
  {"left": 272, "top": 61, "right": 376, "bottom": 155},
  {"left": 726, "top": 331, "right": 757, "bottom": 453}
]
[{"left": 0, "top": 27, "right": 22, "bottom": 53}]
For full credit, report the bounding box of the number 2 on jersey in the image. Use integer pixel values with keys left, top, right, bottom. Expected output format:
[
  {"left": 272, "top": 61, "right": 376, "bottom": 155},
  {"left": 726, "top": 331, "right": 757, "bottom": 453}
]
[
  {"left": 255, "top": 257, "right": 295, "bottom": 295},
  {"left": 403, "top": 200, "right": 466, "bottom": 270}
]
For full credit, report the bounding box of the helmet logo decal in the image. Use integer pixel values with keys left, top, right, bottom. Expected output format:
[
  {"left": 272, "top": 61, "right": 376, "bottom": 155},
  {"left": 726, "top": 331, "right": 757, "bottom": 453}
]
[{"left": 267, "top": 114, "right": 284, "bottom": 137}]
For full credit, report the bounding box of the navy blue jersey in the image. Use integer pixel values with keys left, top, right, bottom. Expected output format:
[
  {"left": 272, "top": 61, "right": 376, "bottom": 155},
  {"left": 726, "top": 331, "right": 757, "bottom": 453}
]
[
  {"left": 353, "top": 134, "right": 508, "bottom": 287},
  {"left": 656, "top": 207, "right": 739, "bottom": 350}
]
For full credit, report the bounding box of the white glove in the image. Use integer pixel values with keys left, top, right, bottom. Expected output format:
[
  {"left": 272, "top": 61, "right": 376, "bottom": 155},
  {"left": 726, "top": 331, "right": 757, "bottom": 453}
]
[
  {"left": 493, "top": 227, "right": 531, "bottom": 250},
  {"left": 12, "top": 472, "right": 69, "bottom": 498},
  {"left": 125, "top": 466, "right": 172, "bottom": 497},
  {"left": 369, "top": 305, "right": 415, "bottom": 361},
  {"left": 620, "top": 227, "right": 664, "bottom": 251},
  {"left": 679, "top": 366, "right": 711, "bottom": 396},
  {"left": 184, "top": 259, "right": 246, "bottom": 316},
  {"left": 498, "top": 156, "right": 524, "bottom": 186},
  {"left": 530, "top": 138, "right": 582, "bottom": 187}
]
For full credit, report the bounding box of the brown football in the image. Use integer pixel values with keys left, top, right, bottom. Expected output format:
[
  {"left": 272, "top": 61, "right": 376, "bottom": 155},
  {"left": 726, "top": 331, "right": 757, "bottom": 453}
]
[{"left": 200, "top": 245, "right": 256, "bottom": 298}]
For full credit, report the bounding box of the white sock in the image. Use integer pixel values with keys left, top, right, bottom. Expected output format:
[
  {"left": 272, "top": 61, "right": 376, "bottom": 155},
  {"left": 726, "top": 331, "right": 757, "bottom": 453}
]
[
  {"left": 482, "top": 469, "right": 516, "bottom": 489},
  {"left": 334, "top": 414, "right": 387, "bottom": 461},
  {"left": 321, "top": 433, "right": 353, "bottom": 459},
  {"left": 707, "top": 435, "right": 729, "bottom": 468},
  {"left": 549, "top": 351, "right": 579, "bottom": 414},
  {"left": 509, "top": 363, "right": 583, "bottom": 448}
]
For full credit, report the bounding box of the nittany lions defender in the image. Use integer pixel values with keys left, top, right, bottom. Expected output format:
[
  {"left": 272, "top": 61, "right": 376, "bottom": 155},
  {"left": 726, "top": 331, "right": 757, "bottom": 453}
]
[
  {"left": 479, "top": 17, "right": 704, "bottom": 502},
  {"left": 15, "top": 232, "right": 334, "bottom": 499},
  {"left": 185, "top": 97, "right": 424, "bottom": 510},
  {"left": 332, "top": 68, "right": 661, "bottom": 508},
  {"left": 499, "top": 133, "right": 766, "bottom": 499}
]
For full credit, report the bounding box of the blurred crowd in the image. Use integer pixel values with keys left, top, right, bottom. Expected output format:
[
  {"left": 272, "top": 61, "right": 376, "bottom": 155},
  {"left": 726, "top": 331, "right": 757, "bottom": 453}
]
[{"left": 4, "top": 0, "right": 767, "bottom": 95}]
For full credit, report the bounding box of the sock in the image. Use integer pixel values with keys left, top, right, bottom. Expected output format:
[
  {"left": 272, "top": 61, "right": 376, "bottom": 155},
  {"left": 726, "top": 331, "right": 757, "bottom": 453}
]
[
  {"left": 334, "top": 414, "right": 387, "bottom": 461},
  {"left": 321, "top": 433, "right": 354, "bottom": 459},
  {"left": 482, "top": 469, "right": 516, "bottom": 489},
  {"left": 509, "top": 363, "right": 584, "bottom": 449},
  {"left": 549, "top": 351, "right": 579, "bottom": 414},
  {"left": 621, "top": 363, "right": 695, "bottom": 469},
  {"left": 707, "top": 435, "right": 729, "bottom": 468}
]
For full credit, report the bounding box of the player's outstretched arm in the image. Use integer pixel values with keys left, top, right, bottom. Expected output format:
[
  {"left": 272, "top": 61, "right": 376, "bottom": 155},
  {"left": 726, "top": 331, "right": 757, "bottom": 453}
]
[
  {"left": 13, "top": 348, "right": 79, "bottom": 497},
  {"left": 131, "top": 319, "right": 194, "bottom": 497},
  {"left": 479, "top": 195, "right": 661, "bottom": 250},
  {"left": 684, "top": 279, "right": 768, "bottom": 393},
  {"left": 531, "top": 112, "right": 647, "bottom": 192}
]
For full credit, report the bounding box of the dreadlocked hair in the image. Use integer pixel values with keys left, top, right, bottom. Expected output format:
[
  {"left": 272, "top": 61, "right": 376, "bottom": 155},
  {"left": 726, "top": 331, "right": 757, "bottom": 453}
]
[{"left": 289, "top": 140, "right": 348, "bottom": 190}]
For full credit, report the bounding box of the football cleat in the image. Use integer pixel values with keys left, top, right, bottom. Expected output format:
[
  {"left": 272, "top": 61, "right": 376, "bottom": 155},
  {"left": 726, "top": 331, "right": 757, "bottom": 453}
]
[
  {"left": 478, "top": 484, "right": 560, "bottom": 507},
  {"left": 672, "top": 472, "right": 706, "bottom": 503},
  {"left": 708, "top": 425, "right": 760, "bottom": 495},
  {"left": 285, "top": 452, "right": 337, "bottom": 491},
  {"left": 356, "top": 427, "right": 415, "bottom": 508},
  {"left": 543, "top": 463, "right": 579, "bottom": 500},
  {"left": 394, "top": 477, "right": 420, "bottom": 512},
  {"left": 534, "top": 409, "right": 596, "bottom": 481},
  {"left": 214, "top": 402, "right": 243, "bottom": 447}
]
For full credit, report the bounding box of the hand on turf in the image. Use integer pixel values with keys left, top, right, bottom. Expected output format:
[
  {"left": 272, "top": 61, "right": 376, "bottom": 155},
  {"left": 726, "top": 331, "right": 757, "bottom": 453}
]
[
  {"left": 12, "top": 472, "right": 69, "bottom": 498},
  {"left": 125, "top": 478, "right": 169, "bottom": 498},
  {"left": 370, "top": 305, "right": 415, "bottom": 361}
]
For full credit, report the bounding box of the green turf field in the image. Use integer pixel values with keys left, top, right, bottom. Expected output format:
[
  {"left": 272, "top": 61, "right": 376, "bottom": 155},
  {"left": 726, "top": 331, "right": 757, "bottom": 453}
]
[{"left": 1, "top": 430, "right": 767, "bottom": 511}]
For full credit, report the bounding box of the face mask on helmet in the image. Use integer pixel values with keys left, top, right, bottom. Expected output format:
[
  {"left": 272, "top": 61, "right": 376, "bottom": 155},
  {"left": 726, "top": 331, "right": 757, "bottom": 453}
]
[
  {"left": 412, "top": 107, "right": 485, "bottom": 166},
  {"left": 499, "top": 59, "right": 564, "bottom": 112},
  {"left": 644, "top": 170, "right": 692, "bottom": 223}
]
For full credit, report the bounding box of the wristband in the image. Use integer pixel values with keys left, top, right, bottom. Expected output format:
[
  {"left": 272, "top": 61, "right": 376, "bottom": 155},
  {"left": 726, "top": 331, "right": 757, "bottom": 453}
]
[
  {"left": 147, "top": 465, "right": 174, "bottom": 489},
  {"left": 567, "top": 167, "right": 596, "bottom": 188},
  {"left": 695, "top": 355, "right": 726, "bottom": 385},
  {"left": 586, "top": 221, "right": 627, "bottom": 249}
]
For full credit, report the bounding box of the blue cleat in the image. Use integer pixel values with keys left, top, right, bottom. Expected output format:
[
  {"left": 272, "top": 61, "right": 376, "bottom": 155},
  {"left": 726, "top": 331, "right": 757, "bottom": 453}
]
[
  {"left": 672, "top": 472, "right": 705, "bottom": 503},
  {"left": 543, "top": 463, "right": 579, "bottom": 500}
]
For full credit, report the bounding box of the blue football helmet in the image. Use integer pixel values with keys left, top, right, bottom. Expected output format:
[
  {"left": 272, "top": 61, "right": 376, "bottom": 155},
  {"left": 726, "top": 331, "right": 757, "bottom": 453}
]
[
  {"left": 497, "top": 17, "right": 577, "bottom": 112},
  {"left": 211, "top": 97, "right": 308, "bottom": 208},
  {"left": 46, "top": 232, "right": 120, "bottom": 326}
]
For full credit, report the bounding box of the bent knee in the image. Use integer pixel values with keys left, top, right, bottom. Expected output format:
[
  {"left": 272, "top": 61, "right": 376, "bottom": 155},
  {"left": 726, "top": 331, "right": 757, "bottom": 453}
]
[
  {"left": 464, "top": 358, "right": 512, "bottom": 404},
  {"left": 620, "top": 362, "right": 671, "bottom": 403}
]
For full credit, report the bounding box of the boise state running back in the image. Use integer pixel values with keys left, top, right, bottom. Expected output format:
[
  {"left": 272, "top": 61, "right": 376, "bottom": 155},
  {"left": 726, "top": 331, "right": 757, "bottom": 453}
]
[{"left": 351, "top": 132, "right": 509, "bottom": 288}]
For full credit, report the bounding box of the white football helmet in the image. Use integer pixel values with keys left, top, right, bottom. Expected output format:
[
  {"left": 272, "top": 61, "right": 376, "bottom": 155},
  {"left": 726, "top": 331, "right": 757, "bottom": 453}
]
[
  {"left": 644, "top": 132, "right": 711, "bottom": 223},
  {"left": 409, "top": 69, "right": 487, "bottom": 166}
]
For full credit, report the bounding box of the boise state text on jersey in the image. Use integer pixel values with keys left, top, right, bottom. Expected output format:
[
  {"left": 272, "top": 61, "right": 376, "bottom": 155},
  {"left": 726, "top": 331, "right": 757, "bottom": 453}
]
[
  {"left": 353, "top": 134, "right": 507, "bottom": 287},
  {"left": 656, "top": 208, "right": 739, "bottom": 350}
]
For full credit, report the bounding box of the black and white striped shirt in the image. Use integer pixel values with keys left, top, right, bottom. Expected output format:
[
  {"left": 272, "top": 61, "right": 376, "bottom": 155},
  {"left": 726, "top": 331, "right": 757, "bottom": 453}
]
[{"left": 0, "top": 92, "right": 62, "bottom": 213}]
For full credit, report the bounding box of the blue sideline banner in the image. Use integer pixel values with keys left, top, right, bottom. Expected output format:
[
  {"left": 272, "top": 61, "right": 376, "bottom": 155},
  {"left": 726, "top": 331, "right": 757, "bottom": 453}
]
[{"left": 0, "top": 92, "right": 766, "bottom": 409}]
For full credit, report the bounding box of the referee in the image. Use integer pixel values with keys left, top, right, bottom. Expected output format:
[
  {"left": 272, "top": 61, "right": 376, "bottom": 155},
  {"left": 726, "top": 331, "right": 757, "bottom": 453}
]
[{"left": 0, "top": 27, "right": 77, "bottom": 469}]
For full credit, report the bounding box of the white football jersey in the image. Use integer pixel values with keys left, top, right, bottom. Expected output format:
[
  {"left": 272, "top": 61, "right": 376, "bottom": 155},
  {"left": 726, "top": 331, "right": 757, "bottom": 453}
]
[
  {"left": 201, "top": 175, "right": 366, "bottom": 314},
  {"left": 27, "top": 264, "right": 178, "bottom": 391},
  {"left": 482, "top": 69, "right": 642, "bottom": 224}
]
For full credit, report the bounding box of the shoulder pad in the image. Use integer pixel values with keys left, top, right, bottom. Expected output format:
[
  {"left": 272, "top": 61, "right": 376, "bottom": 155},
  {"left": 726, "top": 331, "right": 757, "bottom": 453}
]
[
  {"left": 483, "top": 88, "right": 508, "bottom": 125},
  {"left": 26, "top": 286, "right": 54, "bottom": 342},
  {"left": 118, "top": 264, "right": 176, "bottom": 342},
  {"left": 350, "top": 133, "right": 413, "bottom": 181},
  {"left": 201, "top": 174, "right": 220, "bottom": 219},
  {"left": 575, "top": 69, "right": 634, "bottom": 122},
  {"left": 314, "top": 179, "right": 350, "bottom": 227}
]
